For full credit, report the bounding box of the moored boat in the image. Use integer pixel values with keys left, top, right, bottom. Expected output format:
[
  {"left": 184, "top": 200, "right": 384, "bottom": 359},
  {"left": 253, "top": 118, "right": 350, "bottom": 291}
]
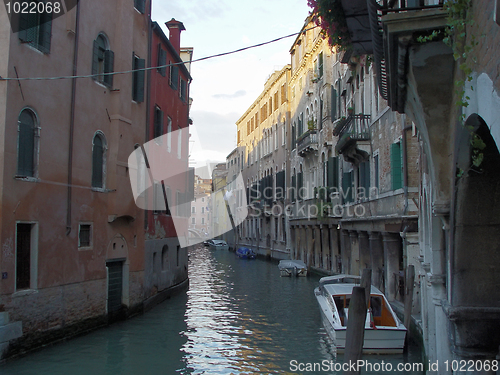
[
  {"left": 278, "top": 260, "right": 307, "bottom": 277},
  {"left": 314, "top": 274, "right": 406, "bottom": 354},
  {"left": 236, "top": 247, "right": 256, "bottom": 259}
]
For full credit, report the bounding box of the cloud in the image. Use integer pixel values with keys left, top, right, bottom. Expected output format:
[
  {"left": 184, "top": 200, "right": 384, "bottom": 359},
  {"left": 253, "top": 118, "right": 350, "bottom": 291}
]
[
  {"left": 189, "top": 110, "right": 239, "bottom": 159},
  {"left": 212, "top": 90, "right": 247, "bottom": 100}
]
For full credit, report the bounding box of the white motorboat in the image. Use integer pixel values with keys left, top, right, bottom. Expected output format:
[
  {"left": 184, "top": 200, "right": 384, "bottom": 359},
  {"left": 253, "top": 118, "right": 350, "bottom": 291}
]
[
  {"left": 314, "top": 274, "right": 406, "bottom": 354},
  {"left": 278, "top": 260, "right": 307, "bottom": 277}
]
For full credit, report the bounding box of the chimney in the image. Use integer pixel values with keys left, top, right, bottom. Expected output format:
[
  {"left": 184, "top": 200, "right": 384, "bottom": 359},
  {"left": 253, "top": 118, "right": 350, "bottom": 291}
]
[{"left": 165, "top": 18, "right": 185, "bottom": 54}]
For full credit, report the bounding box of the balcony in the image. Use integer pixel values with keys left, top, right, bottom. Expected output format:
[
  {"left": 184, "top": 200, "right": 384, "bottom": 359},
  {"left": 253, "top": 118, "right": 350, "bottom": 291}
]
[
  {"left": 334, "top": 114, "right": 371, "bottom": 163},
  {"left": 296, "top": 129, "right": 318, "bottom": 157},
  {"left": 338, "top": 0, "right": 445, "bottom": 107}
]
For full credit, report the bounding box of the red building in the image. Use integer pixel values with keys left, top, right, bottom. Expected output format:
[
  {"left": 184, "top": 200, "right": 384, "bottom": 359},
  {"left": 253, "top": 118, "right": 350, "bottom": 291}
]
[{"left": 142, "top": 20, "right": 193, "bottom": 307}]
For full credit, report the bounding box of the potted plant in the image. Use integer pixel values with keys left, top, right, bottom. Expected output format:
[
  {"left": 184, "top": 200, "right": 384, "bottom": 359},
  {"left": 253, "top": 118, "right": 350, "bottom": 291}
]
[
  {"left": 347, "top": 107, "right": 354, "bottom": 116},
  {"left": 307, "top": 119, "right": 317, "bottom": 130}
]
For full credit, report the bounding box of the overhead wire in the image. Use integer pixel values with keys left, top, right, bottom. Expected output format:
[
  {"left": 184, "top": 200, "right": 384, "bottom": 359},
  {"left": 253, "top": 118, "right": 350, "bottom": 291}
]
[{"left": 0, "top": 25, "right": 320, "bottom": 82}]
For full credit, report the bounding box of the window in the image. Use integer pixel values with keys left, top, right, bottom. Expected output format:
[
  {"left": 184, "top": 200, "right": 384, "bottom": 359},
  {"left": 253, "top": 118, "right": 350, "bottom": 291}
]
[
  {"left": 78, "top": 224, "right": 92, "bottom": 248},
  {"left": 391, "top": 142, "right": 403, "bottom": 190},
  {"left": 18, "top": 6, "right": 52, "bottom": 53},
  {"left": 201, "top": 218, "right": 205, "bottom": 224},
  {"left": 134, "top": 0, "right": 145, "bottom": 13},
  {"left": 132, "top": 54, "right": 145, "bottom": 102},
  {"left": 169, "top": 62, "right": 179, "bottom": 90},
  {"left": 177, "top": 128, "right": 182, "bottom": 159},
  {"left": 191, "top": 206, "right": 195, "bottom": 213},
  {"left": 281, "top": 84, "right": 286, "bottom": 104},
  {"left": 157, "top": 44, "right": 167, "bottom": 76},
  {"left": 359, "top": 160, "right": 370, "bottom": 197},
  {"left": 17, "top": 108, "right": 39, "bottom": 177},
  {"left": 92, "top": 34, "right": 114, "bottom": 87},
  {"left": 154, "top": 106, "right": 163, "bottom": 139},
  {"left": 202, "top": 207, "right": 205, "bottom": 213},
  {"left": 191, "top": 217, "right": 196, "bottom": 224},
  {"left": 318, "top": 52, "right": 324, "bottom": 78},
  {"left": 180, "top": 79, "right": 187, "bottom": 102},
  {"left": 167, "top": 117, "right": 172, "bottom": 152},
  {"left": 92, "top": 133, "right": 106, "bottom": 188},
  {"left": 374, "top": 154, "right": 379, "bottom": 190}
]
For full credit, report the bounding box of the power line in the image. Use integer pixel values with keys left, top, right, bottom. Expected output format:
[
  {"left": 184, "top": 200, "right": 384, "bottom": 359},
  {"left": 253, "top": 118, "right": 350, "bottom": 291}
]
[{"left": 0, "top": 26, "right": 319, "bottom": 82}]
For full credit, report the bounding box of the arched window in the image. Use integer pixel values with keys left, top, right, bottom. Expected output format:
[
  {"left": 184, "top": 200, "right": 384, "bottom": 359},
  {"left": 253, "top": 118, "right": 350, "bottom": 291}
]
[
  {"left": 92, "top": 34, "right": 114, "bottom": 87},
  {"left": 92, "top": 133, "right": 106, "bottom": 188},
  {"left": 17, "top": 108, "right": 38, "bottom": 177}
]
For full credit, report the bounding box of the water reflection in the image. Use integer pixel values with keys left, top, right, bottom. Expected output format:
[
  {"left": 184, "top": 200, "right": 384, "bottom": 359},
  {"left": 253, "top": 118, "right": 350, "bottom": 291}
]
[{"left": 1, "top": 245, "right": 423, "bottom": 375}]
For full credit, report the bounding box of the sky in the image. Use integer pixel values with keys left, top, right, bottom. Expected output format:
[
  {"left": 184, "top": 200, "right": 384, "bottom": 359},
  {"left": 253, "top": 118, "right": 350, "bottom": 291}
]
[{"left": 152, "top": 0, "right": 312, "bottom": 174}]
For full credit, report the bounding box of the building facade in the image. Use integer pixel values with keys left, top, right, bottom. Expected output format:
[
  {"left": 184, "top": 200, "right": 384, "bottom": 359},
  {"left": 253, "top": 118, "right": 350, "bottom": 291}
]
[
  {"left": 0, "top": 0, "right": 151, "bottom": 356},
  {"left": 235, "top": 65, "right": 290, "bottom": 259},
  {"left": 142, "top": 19, "right": 193, "bottom": 309}
]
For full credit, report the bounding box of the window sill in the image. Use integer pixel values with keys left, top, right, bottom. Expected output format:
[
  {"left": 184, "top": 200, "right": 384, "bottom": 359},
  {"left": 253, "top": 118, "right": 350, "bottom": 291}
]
[
  {"left": 14, "top": 176, "right": 39, "bottom": 183},
  {"left": 13, "top": 289, "right": 38, "bottom": 298},
  {"left": 91, "top": 187, "right": 111, "bottom": 193},
  {"left": 78, "top": 246, "right": 93, "bottom": 251}
]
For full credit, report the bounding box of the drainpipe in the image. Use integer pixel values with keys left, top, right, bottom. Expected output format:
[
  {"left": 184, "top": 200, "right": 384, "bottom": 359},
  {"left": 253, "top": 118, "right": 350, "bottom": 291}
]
[
  {"left": 402, "top": 114, "right": 412, "bottom": 216},
  {"left": 66, "top": 1, "right": 81, "bottom": 235},
  {"left": 144, "top": 0, "right": 152, "bottom": 231}
]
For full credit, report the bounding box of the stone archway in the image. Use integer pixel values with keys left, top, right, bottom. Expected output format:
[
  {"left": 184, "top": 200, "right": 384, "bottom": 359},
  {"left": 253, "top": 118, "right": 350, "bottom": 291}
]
[{"left": 448, "top": 114, "right": 500, "bottom": 358}]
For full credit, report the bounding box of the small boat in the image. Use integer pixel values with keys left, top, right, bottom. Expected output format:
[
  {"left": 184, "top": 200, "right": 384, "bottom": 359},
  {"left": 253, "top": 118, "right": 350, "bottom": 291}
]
[
  {"left": 207, "top": 240, "right": 229, "bottom": 251},
  {"left": 278, "top": 260, "right": 307, "bottom": 277},
  {"left": 314, "top": 274, "right": 406, "bottom": 354},
  {"left": 236, "top": 247, "right": 256, "bottom": 259}
]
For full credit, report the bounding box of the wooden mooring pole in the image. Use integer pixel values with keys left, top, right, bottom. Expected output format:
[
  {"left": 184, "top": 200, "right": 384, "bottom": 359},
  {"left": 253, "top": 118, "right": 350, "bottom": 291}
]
[
  {"left": 343, "top": 269, "right": 371, "bottom": 375},
  {"left": 404, "top": 265, "right": 415, "bottom": 346}
]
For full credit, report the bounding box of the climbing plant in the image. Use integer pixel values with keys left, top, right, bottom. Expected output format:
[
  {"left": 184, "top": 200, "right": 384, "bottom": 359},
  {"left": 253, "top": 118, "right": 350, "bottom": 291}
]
[
  {"left": 417, "top": 0, "right": 484, "bottom": 172},
  {"left": 307, "top": 0, "right": 351, "bottom": 49}
]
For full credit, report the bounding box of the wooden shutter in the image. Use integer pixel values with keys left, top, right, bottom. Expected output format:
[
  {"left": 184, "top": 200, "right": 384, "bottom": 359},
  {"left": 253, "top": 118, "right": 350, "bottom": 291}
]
[
  {"left": 18, "top": 12, "right": 30, "bottom": 42},
  {"left": 103, "top": 49, "right": 115, "bottom": 87},
  {"left": 38, "top": 12, "right": 52, "bottom": 53},
  {"left": 291, "top": 125, "right": 296, "bottom": 149},
  {"left": 342, "top": 172, "right": 353, "bottom": 203},
  {"left": 158, "top": 44, "right": 167, "bottom": 76},
  {"left": 331, "top": 87, "right": 337, "bottom": 120},
  {"left": 297, "top": 172, "right": 303, "bottom": 200},
  {"left": 319, "top": 52, "right": 324, "bottom": 77},
  {"left": 291, "top": 175, "right": 296, "bottom": 202},
  {"left": 134, "top": 0, "right": 146, "bottom": 13},
  {"left": 391, "top": 142, "right": 402, "bottom": 190},
  {"left": 92, "top": 40, "right": 99, "bottom": 77},
  {"left": 133, "top": 57, "right": 145, "bottom": 102}
]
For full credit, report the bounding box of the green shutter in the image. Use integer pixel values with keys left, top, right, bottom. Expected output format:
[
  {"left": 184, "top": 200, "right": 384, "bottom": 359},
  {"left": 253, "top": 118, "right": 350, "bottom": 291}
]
[
  {"left": 92, "top": 40, "right": 99, "bottom": 77},
  {"left": 391, "top": 142, "right": 402, "bottom": 190},
  {"left": 133, "top": 57, "right": 145, "bottom": 102},
  {"left": 18, "top": 12, "right": 30, "bottom": 42},
  {"left": 297, "top": 172, "right": 303, "bottom": 200},
  {"left": 319, "top": 52, "right": 323, "bottom": 77},
  {"left": 291, "top": 175, "right": 296, "bottom": 202},
  {"left": 104, "top": 49, "right": 114, "bottom": 87},
  {"left": 291, "top": 125, "right": 296, "bottom": 149},
  {"left": 327, "top": 156, "right": 338, "bottom": 188},
  {"left": 38, "top": 12, "right": 52, "bottom": 53},
  {"left": 331, "top": 87, "right": 337, "bottom": 120},
  {"left": 158, "top": 44, "right": 167, "bottom": 76},
  {"left": 134, "top": 0, "right": 145, "bottom": 13},
  {"left": 343, "top": 171, "right": 353, "bottom": 203}
]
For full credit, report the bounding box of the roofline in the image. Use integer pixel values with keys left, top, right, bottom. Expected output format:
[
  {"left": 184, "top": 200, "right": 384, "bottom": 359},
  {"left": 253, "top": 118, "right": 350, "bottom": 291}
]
[{"left": 152, "top": 21, "right": 192, "bottom": 81}]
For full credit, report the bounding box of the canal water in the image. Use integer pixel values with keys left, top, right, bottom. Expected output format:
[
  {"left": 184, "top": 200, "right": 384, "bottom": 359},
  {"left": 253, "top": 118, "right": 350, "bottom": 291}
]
[{"left": 1, "top": 245, "right": 424, "bottom": 374}]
